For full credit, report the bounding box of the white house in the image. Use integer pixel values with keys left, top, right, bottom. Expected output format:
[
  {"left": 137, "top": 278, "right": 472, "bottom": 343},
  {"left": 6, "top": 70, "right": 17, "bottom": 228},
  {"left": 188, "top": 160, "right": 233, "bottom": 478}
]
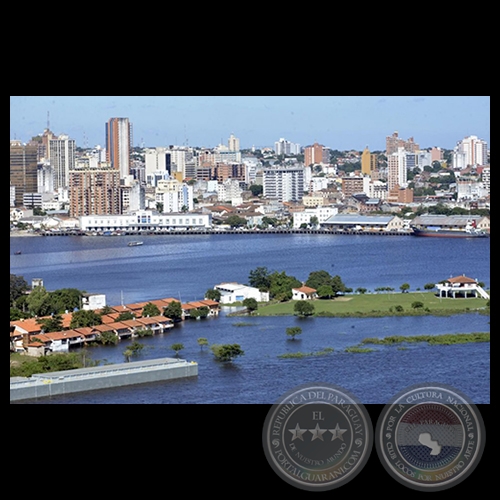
[
  {"left": 436, "top": 275, "right": 489, "bottom": 299},
  {"left": 81, "top": 293, "right": 106, "bottom": 311},
  {"left": 214, "top": 283, "right": 270, "bottom": 304},
  {"left": 292, "top": 286, "right": 318, "bottom": 300}
]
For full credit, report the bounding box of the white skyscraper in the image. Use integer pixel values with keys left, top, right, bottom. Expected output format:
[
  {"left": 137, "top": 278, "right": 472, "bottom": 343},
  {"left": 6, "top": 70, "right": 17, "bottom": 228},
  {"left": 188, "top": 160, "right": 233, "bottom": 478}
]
[
  {"left": 228, "top": 133, "right": 240, "bottom": 152},
  {"left": 48, "top": 134, "right": 76, "bottom": 190},
  {"left": 263, "top": 166, "right": 304, "bottom": 202},
  {"left": 452, "top": 135, "right": 488, "bottom": 169},
  {"left": 387, "top": 147, "right": 407, "bottom": 190}
]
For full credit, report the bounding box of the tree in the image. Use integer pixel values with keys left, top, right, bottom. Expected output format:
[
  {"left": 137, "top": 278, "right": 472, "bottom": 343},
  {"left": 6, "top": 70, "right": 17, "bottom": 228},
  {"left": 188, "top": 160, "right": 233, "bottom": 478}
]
[
  {"left": 171, "top": 343, "right": 184, "bottom": 357},
  {"left": 294, "top": 301, "right": 315, "bottom": 317},
  {"left": 286, "top": 327, "right": 302, "bottom": 340},
  {"left": 142, "top": 302, "right": 161, "bottom": 317},
  {"left": 249, "top": 184, "right": 263, "bottom": 196},
  {"left": 37, "top": 314, "right": 63, "bottom": 333},
  {"left": 400, "top": 283, "right": 410, "bottom": 293},
  {"left": 25, "top": 286, "right": 51, "bottom": 317},
  {"left": 242, "top": 297, "right": 258, "bottom": 314},
  {"left": 305, "top": 271, "right": 347, "bottom": 296},
  {"left": 210, "top": 344, "right": 244, "bottom": 362},
  {"left": 424, "top": 283, "right": 435, "bottom": 290},
  {"left": 226, "top": 215, "right": 247, "bottom": 228},
  {"left": 248, "top": 266, "right": 271, "bottom": 291},
  {"left": 355, "top": 288, "right": 368, "bottom": 294},
  {"left": 163, "top": 301, "right": 183, "bottom": 322},
  {"left": 411, "top": 301, "right": 424, "bottom": 309},
  {"left": 269, "top": 271, "right": 302, "bottom": 302},
  {"left": 10, "top": 274, "right": 29, "bottom": 307},
  {"left": 317, "top": 285, "right": 334, "bottom": 299},
  {"left": 117, "top": 311, "right": 135, "bottom": 321},
  {"left": 70, "top": 309, "right": 102, "bottom": 328},
  {"left": 48, "top": 288, "right": 84, "bottom": 314},
  {"left": 205, "top": 289, "right": 222, "bottom": 302},
  {"left": 309, "top": 216, "right": 319, "bottom": 228},
  {"left": 98, "top": 330, "right": 118, "bottom": 345},
  {"left": 123, "top": 341, "right": 144, "bottom": 362},
  {"left": 197, "top": 338, "right": 208, "bottom": 350}
]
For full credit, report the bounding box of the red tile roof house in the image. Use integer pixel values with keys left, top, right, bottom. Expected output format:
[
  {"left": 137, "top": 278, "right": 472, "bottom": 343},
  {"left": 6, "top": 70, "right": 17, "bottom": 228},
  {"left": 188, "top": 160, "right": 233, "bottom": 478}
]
[
  {"left": 292, "top": 286, "right": 318, "bottom": 300},
  {"left": 435, "top": 275, "right": 490, "bottom": 299}
]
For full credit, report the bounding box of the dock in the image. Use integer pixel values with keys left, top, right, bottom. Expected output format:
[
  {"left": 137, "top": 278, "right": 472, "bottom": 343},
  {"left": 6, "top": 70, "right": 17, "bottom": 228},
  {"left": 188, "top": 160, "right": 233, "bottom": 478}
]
[{"left": 10, "top": 357, "right": 198, "bottom": 402}]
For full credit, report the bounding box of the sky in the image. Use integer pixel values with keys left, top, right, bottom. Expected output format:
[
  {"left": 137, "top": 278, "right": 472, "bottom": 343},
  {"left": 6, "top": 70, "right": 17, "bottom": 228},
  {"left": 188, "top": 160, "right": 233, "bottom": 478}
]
[{"left": 10, "top": 96, "right": 490, "bottom": 152}]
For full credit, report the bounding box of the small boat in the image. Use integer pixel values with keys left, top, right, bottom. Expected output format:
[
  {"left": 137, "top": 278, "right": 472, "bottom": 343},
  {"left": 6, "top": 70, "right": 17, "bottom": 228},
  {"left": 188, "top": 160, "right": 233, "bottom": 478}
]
[
  {"left": 127, "top": 241, "right": 144, "bottom": 247},
  {"left": 14, "top": 250, "right": 22, "bottom": 255}
]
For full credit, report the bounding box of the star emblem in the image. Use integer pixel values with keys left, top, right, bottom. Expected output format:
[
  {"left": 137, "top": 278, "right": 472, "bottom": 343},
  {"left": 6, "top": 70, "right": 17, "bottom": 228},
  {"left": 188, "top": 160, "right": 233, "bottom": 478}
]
[
  {"left": 288, "top": 423, "right": 307, "bottom": 441},
  {"left": 309, "top": 423, "right": 327, "bottom": 441},
  {"left": 329, "top": 423, "right": 347, "bottom": 441}
]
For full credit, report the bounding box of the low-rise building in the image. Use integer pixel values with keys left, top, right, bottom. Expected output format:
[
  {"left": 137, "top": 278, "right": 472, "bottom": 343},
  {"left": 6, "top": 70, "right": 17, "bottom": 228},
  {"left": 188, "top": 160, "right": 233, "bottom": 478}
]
[
  {"left": 214, "top": 282, "right": 269, "bottom": 304},
  {"left": 292, "top": 286, "right": 318, "bottom": 300}
]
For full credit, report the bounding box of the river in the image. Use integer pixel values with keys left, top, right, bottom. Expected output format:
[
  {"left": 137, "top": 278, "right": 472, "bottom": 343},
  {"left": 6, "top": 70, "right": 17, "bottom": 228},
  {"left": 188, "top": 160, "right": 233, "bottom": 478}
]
[{"left": 10, "top": 233, "right": 490, "bottom": 404}]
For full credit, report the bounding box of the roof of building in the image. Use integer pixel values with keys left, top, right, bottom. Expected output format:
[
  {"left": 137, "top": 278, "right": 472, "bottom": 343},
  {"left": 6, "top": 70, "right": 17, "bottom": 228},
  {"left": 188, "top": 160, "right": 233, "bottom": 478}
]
[
  {"left": 323, "top": 214, "right": 397, "bottom": 225},
  {"left": 412, "top": 215, "right": 489, "bottom": 227},
  {"left": 293, "top": 286, "right": 317, "bottom": 294},
  {"left": 446, "top": 275, "right": 478, "bottom": 284}
]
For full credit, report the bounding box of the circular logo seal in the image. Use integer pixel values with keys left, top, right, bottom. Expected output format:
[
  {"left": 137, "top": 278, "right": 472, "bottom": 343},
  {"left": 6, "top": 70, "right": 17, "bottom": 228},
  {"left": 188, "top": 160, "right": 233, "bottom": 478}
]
[
  {"left": 375, "top": 382, "right": 486, "bottom": 492},
  {"left": 262, "top": 382, "right": 373, "bottom": 491}
]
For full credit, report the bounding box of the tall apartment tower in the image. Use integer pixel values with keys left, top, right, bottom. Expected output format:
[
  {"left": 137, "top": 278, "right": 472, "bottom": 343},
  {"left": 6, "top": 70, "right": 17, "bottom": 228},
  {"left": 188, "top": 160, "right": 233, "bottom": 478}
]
[
  {"left": 263, "top": 166, "right": 304, "bottom": 202},
  {"left": 228, "top": 133, "right": 240, "bottom": 152},
  {"left": 106, "top": 118, "right": 132, "bottom": 179},
  {"left": 69, "top": 167, "right": 122, "bottom": 217},
  {"left": 452, "top": 135, "right": 488, "bottom": 168},
  {"left": 386, "top": 131, "right": 419, "bottom": 155},
  {"left": 361, "top": 146, "right": 377, "bottom": 176},
  {"left": 10, "top": 140, "right": 38, "bottom": 206},
  {"left": 387, "top": 148, "right": 407, "bottom": 190},
  {"left": 49, "top": 134, "right": 76, "bottom": 190},
  {"left": 304, "top": 142, "right": 328, "bottom": 166}
]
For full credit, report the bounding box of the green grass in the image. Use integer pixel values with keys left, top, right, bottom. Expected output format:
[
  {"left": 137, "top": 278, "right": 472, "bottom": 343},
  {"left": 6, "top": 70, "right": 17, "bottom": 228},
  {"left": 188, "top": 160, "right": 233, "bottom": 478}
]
[
  {"left": 361, "top": 332, "right": 490, "bottom": 345},
  {"left": 278, "top": 347, "right": 334, "bottom": 359},
  {"left": 344, "top": 346, "right": 374, "bottom": 353},
  {"left": 252, "top": 291, "right": 490, "bottom": 317}
]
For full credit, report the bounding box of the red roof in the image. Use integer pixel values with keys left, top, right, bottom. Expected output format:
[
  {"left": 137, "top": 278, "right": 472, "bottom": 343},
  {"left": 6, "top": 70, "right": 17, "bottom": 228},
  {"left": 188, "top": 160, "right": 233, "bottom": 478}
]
[{"left": 447, "top": 275, "right": 477, "bottom": 284}]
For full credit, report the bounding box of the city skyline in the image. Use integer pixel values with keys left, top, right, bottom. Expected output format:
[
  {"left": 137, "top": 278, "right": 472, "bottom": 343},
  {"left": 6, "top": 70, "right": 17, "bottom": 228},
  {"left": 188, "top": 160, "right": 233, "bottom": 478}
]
[{"left": 10, "top": 96, "right": 490, "bottom": 152}]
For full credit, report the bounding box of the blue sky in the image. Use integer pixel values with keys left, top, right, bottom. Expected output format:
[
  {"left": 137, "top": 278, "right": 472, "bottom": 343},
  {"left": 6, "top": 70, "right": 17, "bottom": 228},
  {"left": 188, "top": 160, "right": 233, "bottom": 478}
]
[{"left": 10, "top": 96, "right": 490, "bottom": 151}]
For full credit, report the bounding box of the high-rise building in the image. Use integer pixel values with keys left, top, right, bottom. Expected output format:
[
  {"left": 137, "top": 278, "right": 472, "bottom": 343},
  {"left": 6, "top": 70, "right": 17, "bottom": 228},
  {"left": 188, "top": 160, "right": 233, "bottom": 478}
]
[
  {"left": 68, "top": 166, "right": 121, "bottom": 217},
  {"left": 361, "top": 147, "right": 377, "bottom": 176},
  {"left": 228, "top": 133, "right": 240, "bottom": 152},
  {"left": 274, "top": 138, "right": 301, "bottom": 156},
  {"left": 452, "top": 135, "right": 488, "bottom": 169},
  {"left": 304, "top": 142, "right": 329, "bottom": 166},
  {"left": 387, "top": 148, "right": 408, "bottom": 190},
  {"left": 10, "top": 140, "right": 38, "bottom": 206},
  {"left": 386, "top": 131, "right": 419, "bottom": 155},
  {"left": 106, "top": 118, "right": 132, "bottom": 179},
  {"left": 263, "top": 166, "right": 304, "bottom": 202},
  {"left": 48, "top": 134, "right": 76, "bottom": 190}
]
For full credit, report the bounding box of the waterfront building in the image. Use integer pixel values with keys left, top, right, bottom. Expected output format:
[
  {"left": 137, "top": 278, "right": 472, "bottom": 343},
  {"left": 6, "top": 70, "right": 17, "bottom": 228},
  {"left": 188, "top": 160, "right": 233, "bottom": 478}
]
[
  {"left": 145, "top": 147, "right": 171, "bottom": 183},
  {"left": 436, "top": 275, "right": 489, "bottom": 299},
  {"left": 293, "top": 206, "right": 338, "bottom": 229},
  {"left": 48, "top": 134, "right": 76, "bottom": 190},
  {"left": 292, "top": 286, "right": 318, "bottom": 301},
  {"left": 214, "top": 283, "right": 269, "bottom": 304},
  {"left": 322, "top": 214, "right": 404, "bottom": 232},
  {"left": 79, "top": 209, "right": 211, "bottom": 232},
  {"left": 106, "top": 118, "right": 132, "bottom": 179},
  {"left": 411, "top": 215, "right": 490, "bottom": 233},
  {"left": 10, "top": 140, "right": 38, "bottom": 207},
  {"left": 155, "top": 179, "right": 194, "bottom": 212}
]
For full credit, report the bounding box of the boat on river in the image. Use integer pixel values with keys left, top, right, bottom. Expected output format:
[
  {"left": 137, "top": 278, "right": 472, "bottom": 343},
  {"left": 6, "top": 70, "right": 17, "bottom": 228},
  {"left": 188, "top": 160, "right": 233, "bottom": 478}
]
[{"left": 127, "top": 241, "right": 144, "bottom": 246}]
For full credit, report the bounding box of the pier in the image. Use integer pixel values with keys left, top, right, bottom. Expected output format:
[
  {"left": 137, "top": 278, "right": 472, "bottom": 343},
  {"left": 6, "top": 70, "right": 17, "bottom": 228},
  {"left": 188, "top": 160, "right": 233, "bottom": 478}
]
[
  {"left": 40, "top": 229, "right": 414, "bottom": 237},
  {"left": 10, "top": 357, "right": 198, "bottom": 402}
]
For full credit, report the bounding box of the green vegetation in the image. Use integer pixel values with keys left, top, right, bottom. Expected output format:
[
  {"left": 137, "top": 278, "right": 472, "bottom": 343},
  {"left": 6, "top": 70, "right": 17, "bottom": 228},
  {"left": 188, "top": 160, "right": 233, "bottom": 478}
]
[
  {"left": 170, "top": 343, "right": 185, "bottom": 357},
  {"left": 163, "top": 301, "right": 183, "bottom": 322},
  {"left": 142, "top": 302, "right": 161, "bottom": 317},
  {"left": 286, "top": 326, "right": 302, "bottom": 340},
  {"left": 210, "top": 344, "right": 245, "bottom": 362},
  {"left": 361, "top": 332, "right": 490, "bottom": 345},
  {"left": 252, "top": 291, "right": 489, "bottom": 317},
  {"left": 197, "top": 337, "right": 208, "bottom": 349},
  {"left": 278, "top": 347, "right": 334, "bottom": 359},
  {"left": 344, "top": 346, "right": 374, "bottom": 353},
  {"left": 205, "top": 289, "right": 222, "bottom": 302},
  {"left": 232, "top": 322, "right": 255, "bottom": 327},
  {"left": 123, "top": 341, "right": 144, "bottom": 362},
  {"left": 294, "top": 301, "right": 315, "bottom": 317},
  {"left": 242, "top": 297, "right": 258, "bottom": 314},
  {"left": 10, "top": 350, "right": 100, "bottom": 378}
]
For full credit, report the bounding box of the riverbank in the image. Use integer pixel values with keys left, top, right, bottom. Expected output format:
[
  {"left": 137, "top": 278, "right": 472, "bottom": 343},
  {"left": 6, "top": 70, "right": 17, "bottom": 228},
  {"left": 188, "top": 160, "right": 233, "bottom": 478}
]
[{"left": 240, "top": 291, "right": 490, "bottom": 317}]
